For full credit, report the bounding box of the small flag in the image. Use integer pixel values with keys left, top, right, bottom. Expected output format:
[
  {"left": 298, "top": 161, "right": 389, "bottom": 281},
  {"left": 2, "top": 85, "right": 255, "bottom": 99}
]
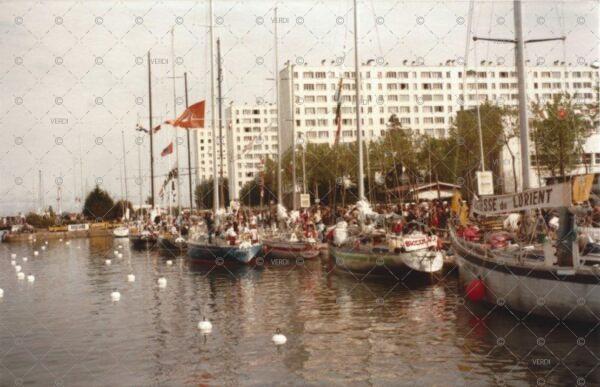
[
  {"left": 135, "top": 124, "right": 149, "bottom": 133},
  {"left": 165, "top": 100, "right": 205, "bottom": 129},
  {"left": 161, "top": 142, "right": 174, "bottom": 157},
  {"left": 152, "top": 124, "right": 161, "bottom": 133},
  {"left": 333, "top": 77, "right": 344, "bottom": 145}
]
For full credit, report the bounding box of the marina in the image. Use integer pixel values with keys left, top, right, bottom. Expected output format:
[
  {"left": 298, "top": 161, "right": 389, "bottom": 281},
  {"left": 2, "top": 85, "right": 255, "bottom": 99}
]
[
  {"left": 1, "top": 239, "right": 599, "bottom": 386},
  {"left": 1, "top": 0, "right": 599, "bottom": 385}
]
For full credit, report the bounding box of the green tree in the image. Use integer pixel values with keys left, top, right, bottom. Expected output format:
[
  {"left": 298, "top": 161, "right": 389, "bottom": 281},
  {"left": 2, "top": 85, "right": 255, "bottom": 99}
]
[
  {"left": 25, "top": 212, "right": 56, "bottom": 229},
  {"left": 239, "top": 158, "right": 277, "bottom": 206},
  {"left": 450, "top": 102, "right": 506, "bottom": 196},
  {"left": 83, "top": 186, "right": 116, "bottom": 220},
  {"left": 110, "top": 200, "right": 134, "bottom": 220},
  {"left": 531, "top": 93, "right": 594, "bottom": 177},
  {"left": 195, "top": 178, "right": 229, "bottom": 209}
]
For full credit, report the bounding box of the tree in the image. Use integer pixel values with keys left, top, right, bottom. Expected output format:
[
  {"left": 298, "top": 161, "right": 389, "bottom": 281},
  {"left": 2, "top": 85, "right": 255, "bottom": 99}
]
[
  {"left": 195, "top": 178, "right": 229, "bottom": 209},
  {"left": 83, "top": 186, "right": 116, "bottom": 220},
  {"left": 110, "top": 200, "right": 134, "bottom": 220},
  {"left": 239, "top": 158, "right": 277, "bottom": 206},
  {"left": 450, "top": 102, "right": 506, "bottom": 196},
  {"left": 531, "top": 93, "right": 594, "bottom": 177},
  {"left": 25, "top": 212, "right": 56, "bottom": 229}
]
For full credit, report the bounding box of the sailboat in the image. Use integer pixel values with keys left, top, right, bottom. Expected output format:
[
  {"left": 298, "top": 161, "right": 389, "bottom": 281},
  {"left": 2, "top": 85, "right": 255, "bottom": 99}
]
[
  {"left": 260, "top": 7, "right": 320, "bottom": 262},
  {"left": 187, "top": 0, "right": 262, "bottom": 265},
  {"left": 130, "top": 51, "right": 159, "bottom": 251},
  {"left": 450, "top": 0, "right": 600, "bottom": 322},
  {"left": 114, "top": 130, "right": 130, "bottom": 238},
  {"left": 329, "top": 0, "right": 444, "bottom": 278}
]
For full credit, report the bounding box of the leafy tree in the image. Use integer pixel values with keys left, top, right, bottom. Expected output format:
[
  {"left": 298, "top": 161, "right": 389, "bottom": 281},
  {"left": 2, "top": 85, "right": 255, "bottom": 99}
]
[
  {"left": 450, "top": 102, "right": 506, "bottom": 196},
  {"left": 25, "top": 212, "right": 56, "bottom": 229},
  {"left": 239, "top": 158, "right": 277, "bottom": 206},
  {"left": 195, "top": 178, "right": 229, "bottom": 209},
  {"left": 110, "top": 200, "right": 134, "bottom": 220},
  {"left": 531, "top": 93, "right": 594, "bottom": 177},
  {"left": 83, "top": 186, "right": 116, "bottom": 220}
]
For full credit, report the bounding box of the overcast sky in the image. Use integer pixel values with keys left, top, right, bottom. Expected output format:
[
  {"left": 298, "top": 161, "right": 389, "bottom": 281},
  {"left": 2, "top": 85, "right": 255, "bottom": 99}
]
[{"left": 0, "top": 0, "right": 598, "bottom": 215}]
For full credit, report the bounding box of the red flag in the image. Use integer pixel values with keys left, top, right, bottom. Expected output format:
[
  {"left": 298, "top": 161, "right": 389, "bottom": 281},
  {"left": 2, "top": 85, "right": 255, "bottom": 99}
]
[
  {"left": 152, "top": 124, "right": 161, "bottom": 132},
  {"left": 161, "top": 142, "right": 173, "bottom": 157},
  {"left": 165, "top": 101, "right": 205, "bottom": 129}
]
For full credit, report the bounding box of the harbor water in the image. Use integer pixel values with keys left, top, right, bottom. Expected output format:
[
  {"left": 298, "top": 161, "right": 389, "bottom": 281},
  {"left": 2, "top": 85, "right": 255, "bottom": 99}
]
[{"left": 1, "top": 238, "right": 598, "bottom": 386}]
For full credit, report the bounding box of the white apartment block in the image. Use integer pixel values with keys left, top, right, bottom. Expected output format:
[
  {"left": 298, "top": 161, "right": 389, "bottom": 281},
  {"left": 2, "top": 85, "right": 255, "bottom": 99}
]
[
  {"left": 278, "top": 62, "right": 599, "bottom": 153},
  {"left": 225, "top": 103, "right": 279, "bottom": 200},
  {"left": 195, "top": 127, "right": 228, "bottom": 183}
]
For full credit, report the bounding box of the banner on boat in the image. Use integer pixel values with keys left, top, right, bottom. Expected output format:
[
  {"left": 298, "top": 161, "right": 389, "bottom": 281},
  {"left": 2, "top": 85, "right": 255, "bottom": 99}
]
[
  {"left": 388, "top": 234, "right": 438, "bottom": 252},
  {"left": 471, "top": 183, "right": 571, "bottom": 215},
  {"left": 67, "top": 223, "right": 89, "bottom": 232}
]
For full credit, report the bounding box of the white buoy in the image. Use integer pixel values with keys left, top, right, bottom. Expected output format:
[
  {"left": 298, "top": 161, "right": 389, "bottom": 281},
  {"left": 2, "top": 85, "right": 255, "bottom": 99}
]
[
  {"left": 197, "top": 317, "right": 213, "bottom": 333},
  {"left": 166, "top": 260, "right": 173, "bottom": 266},
  {"left": 127, "top": 274, "right": 136, "bottom": 282},
  {"left": 157, "top": 277, "right": 167, "bottom": 288},
  {"left": 34, "top": 251, "right": 39, "bottom": 256},
  {"left": 41, "top": 246, "right": 46, "bottom": 251},
  {"left": 17, "top": 272, "right": 25, "bottom": 280},
  {"left": 22, "top": 257, "right": 28, "bottom": 262},
  {"left": 111, "top": 289, "right": 121, "bottom": 301},
  {"left": 118, "top": 244, "right": 123, "bottom": 249},
  {"left": 114, "top": 250, "right": 118, "bottom": 255},
  {"left": 105, "top": 259, "right": 112, "bottom": 265},
  {"left": 59, "top": 238, "right": 63, "bottom": 242},
  {"left": 272, "top": 329, "right": 287, "bottom": 345},
  {"left": 11, "top": 260, "right": 16, "bottom": 266},
  {"left": 65, "top": 241, "right": 70, "bottom": 245},
  {"left": 27, "top": 274, "right": 35, "bottom": 282},
  {"left": 45, "top": 241, "right": 48, "bottom": 245},
  {"left": 118, "top": 253, "right": 123, "bottom": 258},
  {"left": 15, "top": 265, "right": 22, "bottom": 273},
  {"left": 0, "top": 288, "right": 3, "bottom": 297},
  {"left": 11, "top": 253, "right": 16, "bottom": 259}
]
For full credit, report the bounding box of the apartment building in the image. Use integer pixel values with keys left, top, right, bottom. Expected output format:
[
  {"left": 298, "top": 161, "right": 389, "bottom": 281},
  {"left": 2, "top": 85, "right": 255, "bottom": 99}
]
[
  {"left": 225, "top": 103, "right": 279, "bottom": 200},
  {"left": 277, "top": 62, "right": 599, "bottom": 152},
  {"left": 195, "top": 126, "right": 228, "bottom": 183}
]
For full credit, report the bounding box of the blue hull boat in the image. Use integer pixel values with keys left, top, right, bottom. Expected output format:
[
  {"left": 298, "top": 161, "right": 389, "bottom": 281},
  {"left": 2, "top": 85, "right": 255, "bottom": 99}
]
[{"left": 187, "top": 241, "right": 263, "bottom": 265}]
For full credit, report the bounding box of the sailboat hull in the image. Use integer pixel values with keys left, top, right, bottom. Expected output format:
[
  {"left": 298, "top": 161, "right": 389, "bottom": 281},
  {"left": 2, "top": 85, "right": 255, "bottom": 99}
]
[
  {"left": 329, "top": 245, "right": 443, "bottom": 277},
  {"left": 451, "top": 227, "right": 600, "bottom": 322},
  {"left": 131, "top": 234, "right": 157, "bottom": 250},
  {"left": 263, "top": 240, "right": 320, "bottom": 260},
  {"left": 187, "top": 241, "right": 262, "bottom": 265}
]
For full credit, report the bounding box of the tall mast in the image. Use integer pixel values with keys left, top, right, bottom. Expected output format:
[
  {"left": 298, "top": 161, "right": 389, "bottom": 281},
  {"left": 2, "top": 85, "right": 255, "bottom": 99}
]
[
  {"left": 217, "top": 38, "right": 225, "bottom": 207},
  {"left": 209, "top": 0, "right": 219, "bottom": 212},
  {"left": 513, "top": 0, "right": 531, "bottom": 190},
  {"left": 147, "top": 50, "right": 156, "bottom": 208},
  {"left": 184, "top": 72, "right": 194, "bottom": 212},
  {"left": 353, "top": 0, "right": 365, "bottom": 200},
  {"left": 274, "top": 6, "right": 283, "bottom": 206},
  {"left": 171, "top": 27, "right": 182, "bottom": 212},
  {"left": 290, "top": 63, "right": 297, "bottom": 210}
]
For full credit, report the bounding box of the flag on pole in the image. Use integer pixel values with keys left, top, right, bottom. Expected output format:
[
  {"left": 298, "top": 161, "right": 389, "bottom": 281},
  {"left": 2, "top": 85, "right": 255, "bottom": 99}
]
[
  {"left": 161, "top": 142, "right": 174, "bottom": 157},
  {"left": 135, "top": 124, "right": 160, "bottom": 133},
  {"left": 165, "top": 100, "right": 205, "bottom": 129},
  {"left": 333, "top": 77, "right": 344, "bottom": 145},
  {"left": 135, "top": 124, "right": 149, "bottom": 133}
]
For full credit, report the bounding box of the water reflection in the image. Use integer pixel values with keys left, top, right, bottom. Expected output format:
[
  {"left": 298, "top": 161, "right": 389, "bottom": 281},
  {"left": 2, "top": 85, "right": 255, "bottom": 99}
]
[{"left": 0, "top": 241, "right": 598, "bottom": 385}]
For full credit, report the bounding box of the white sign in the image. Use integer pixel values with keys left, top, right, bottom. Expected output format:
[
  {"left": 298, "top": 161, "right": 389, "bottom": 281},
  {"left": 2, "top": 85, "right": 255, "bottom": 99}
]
[
  {"left": 300, "top": 193, "right": 311, "bottom": 208},
  {"left": 476, "top": 171, "right": 494, "bottom": 196},
  {"left": 471, "top": 183, "right": 571, "bottom": 216},
  {"left": 67, "top": 223, "right": 89, "bottom": 232}
]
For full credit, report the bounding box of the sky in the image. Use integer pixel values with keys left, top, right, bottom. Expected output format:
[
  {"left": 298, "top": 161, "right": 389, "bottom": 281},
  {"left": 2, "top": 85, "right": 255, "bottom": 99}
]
[{"left": 0, "top": 0, "right": 598, "bottom": 215}]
